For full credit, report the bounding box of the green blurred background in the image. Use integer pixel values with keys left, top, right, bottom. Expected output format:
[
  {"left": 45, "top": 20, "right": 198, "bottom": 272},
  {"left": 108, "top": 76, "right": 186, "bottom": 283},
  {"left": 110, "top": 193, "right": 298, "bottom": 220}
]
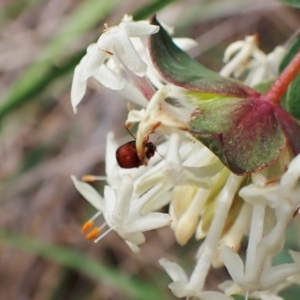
[{"left": 0, "top": 0, "right": 300, "bottom": 299}]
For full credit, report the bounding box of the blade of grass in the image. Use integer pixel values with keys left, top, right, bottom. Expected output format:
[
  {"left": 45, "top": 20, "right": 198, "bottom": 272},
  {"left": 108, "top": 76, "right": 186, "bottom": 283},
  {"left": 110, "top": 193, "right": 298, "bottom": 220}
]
[
  {"left": 1, "top": 0, "right": 119, "bottom": 121},
  {"left": 0, "top": 230, "right": 166, "bottom": 300},
  {"left": 133, "top": 0, "right": 179, "bottom": 20},
  {"left": 0, "top": 0, "right": 43, "bottom": 24},
  {"left": 0, "top": 49, "right": 85, "bottom": 120}
]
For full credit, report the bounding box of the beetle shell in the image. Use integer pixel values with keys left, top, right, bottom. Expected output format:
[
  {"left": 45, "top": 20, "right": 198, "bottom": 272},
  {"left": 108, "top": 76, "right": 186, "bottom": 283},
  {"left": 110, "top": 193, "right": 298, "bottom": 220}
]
[{"left": 116, "top": 140, "right": 156, "bottom": 169}]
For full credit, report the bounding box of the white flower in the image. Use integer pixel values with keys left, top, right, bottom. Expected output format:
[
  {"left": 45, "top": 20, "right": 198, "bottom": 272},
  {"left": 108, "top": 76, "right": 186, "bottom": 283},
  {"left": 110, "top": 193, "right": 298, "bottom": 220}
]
[
  {"left": 70, "top": 16, "right": 159, "bottom": 113},
  {"left": 219, "top": 35, "right": 286, "bottom": 87},
  {"left": 70, "top": 13, "right": 300, "bottom": 300},
  {"left": 126, "top": 86, "right": 191, "bottom": 165},
  {"left": 71, "top": 44, "right": 124, "bottom": 113},
  {"left": 71, "top": 173, "right": 172, "bottom": 252},
  {"left": 240, "top": 153, "right": 300, "bottom": 210},
  {"left": 159, "top": 258, "right": 234, "bottom": 300},
  {"left": 217, "top": 154, "right": 300, "bottom": 294},
  {"left": 220, "top": 244, "right": 300, "bottom": 293},
  {"left": 219, "top": 251, "right": 300, "bottom": 300}
]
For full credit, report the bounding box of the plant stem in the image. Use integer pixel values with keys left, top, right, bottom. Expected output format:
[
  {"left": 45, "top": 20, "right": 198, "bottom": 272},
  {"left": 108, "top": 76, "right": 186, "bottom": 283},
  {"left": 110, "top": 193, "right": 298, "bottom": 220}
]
[{"left": 264, "top": 50, "right": 300, "bottom": 104}]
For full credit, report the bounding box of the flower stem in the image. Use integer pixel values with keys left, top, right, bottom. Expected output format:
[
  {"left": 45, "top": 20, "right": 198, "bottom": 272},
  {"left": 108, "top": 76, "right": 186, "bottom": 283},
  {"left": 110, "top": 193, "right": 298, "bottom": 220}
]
[{"left": 264, "top": 50, "right": 300, "bottom": 104}]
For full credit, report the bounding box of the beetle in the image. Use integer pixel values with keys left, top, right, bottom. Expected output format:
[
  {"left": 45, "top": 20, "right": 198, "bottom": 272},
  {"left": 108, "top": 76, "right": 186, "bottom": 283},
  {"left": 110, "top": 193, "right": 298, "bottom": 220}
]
[{"left": 116, "top": 138, "right": 156, "bottom": 168}]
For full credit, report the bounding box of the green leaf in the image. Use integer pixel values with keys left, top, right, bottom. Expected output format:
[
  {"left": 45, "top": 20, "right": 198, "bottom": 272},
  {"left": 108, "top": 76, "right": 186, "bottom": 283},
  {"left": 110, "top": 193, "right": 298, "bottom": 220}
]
[
  {"left": 279, "top": 36, "right": 300, "bottom": 72},
  {"left": 279, "top": 36, "right": 300, "bottom": 120},
  {"left": 187, "top": 93, "right": 300, "bottom": 175},
  {"left": 286, "top": 74, "right": 300, "bottom": 120},
  {"left": 0, "top": 49, "right": 85, "bottom": 120},
  {"left": 149, "top": 16, "right": 258, "bottom": 99},
  {"left": 133, "top": 0, "right": 179, "bottom": 20},
  {"left": 149, "top": 17, "right": 300, "bottom": 175},
  {"left": 0, "top": 230, "right": 165, "bottom": 300},
  {"left": 278, "top": 0, "right": 300, "bottom": 9}
]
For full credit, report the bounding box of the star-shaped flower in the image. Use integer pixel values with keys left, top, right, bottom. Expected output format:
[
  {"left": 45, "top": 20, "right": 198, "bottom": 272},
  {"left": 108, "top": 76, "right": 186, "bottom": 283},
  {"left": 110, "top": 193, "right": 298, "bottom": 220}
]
[
  {"left": 72, "top": 173, "right": 172, "bottom": 252},
  {"left": 159, "top": 257, "right": 234, "bottom": 299},
  {"left": 70, "top": 15, "right": 159, "bottom": 113}
]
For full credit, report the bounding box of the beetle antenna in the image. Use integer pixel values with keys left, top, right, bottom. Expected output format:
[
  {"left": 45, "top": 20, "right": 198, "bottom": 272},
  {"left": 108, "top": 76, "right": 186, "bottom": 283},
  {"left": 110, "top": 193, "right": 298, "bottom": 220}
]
[{"left": 125, "top": 126, "right": 136, "bottom": 140}]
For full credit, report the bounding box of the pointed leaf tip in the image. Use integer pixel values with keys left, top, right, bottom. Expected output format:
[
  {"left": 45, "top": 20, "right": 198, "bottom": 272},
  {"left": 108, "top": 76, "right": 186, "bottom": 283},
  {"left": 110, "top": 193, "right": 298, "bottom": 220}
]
[{"left": 149, "top": 16, "right": 258, "bottom": 99}]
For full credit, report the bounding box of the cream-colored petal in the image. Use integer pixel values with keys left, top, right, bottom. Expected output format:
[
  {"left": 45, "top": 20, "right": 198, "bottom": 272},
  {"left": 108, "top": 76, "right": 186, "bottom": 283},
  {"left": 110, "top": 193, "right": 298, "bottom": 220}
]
[{"left": 71, "top": 176, "right": 104, "bottom": 211}]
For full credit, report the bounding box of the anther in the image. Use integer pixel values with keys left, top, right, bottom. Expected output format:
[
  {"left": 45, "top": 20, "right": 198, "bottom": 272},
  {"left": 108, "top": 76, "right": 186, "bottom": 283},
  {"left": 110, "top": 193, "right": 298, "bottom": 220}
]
[
  {"left": 81, "top": 220, "right": 94, "bottom": 233},
  {"left": 81, "top": 175, "right": 107, "bottom": 182},
  {"left": 86, "top": 228, "right": 101, "bottom": 240}
]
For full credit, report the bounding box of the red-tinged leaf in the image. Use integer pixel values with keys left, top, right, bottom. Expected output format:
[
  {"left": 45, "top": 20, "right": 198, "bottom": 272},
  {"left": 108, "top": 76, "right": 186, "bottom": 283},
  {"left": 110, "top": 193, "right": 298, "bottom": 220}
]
[
  {"left": 188, "top": 95, "right": 300, "bottom": 174},
  {"left": 148, "top": 16, "right": 300, "bottom": 174},
  {"left": 274, "top": 107, "right": 300, "bottom": 155},
  {"left": 149, "top": 16, "right": 259, "bottom": 99}
]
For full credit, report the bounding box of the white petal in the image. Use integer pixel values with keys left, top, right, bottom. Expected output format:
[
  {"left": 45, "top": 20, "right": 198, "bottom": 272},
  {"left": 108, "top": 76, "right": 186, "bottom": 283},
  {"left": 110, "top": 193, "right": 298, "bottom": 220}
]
[
  {"left": 126, "top": 108, "right": 145, "bottom": 123},
  {"left": 281, "top": 154, "right": 300, "bottom": 189},
  {"left": 71, "top": 64, "right": 87, "bottom": 114},
  {"left": 220, "top": 36, "right": 257, "bottom": 77},
  {"left": 200, "top": 291, "right": 234, "bottom": 300},
  {"left": 260, "top": 264, "right": 300, "bottom": 290},
  {"left": 218, "top": 281, "right": 242, "bottom": 296},
  {"left": 112, "top": 174, "right": 133, "bottom": 225},
  {"left": 169, "top": 281, "right": 191, "bottom": 298},
  {"left": 113, "top": 30, "right": 147, "bottom": 77},
  {"left": 165, "top": 132, "right": 182, "bottom": 169},
  {"left": 125, "top": 241, "right": 140, "bottom": 253},
  {"left": 71, "top": 176, "right": 104, "bottom": 211},
  {"left": 259, "top": 294, "right": 285, "bottom": 300},
  {"left": 239, "top": 185, "right": 280, "bottom": 208},
  {"left": 223, "top": 40, "right": 245, "bottom": 62},
  {"left": 120, "top": 21, "right": 159, "bottom": 37},
  {"left": 105, "top": 132, "right": 121, "bottom": 188},
  {"left": 122, "top": 231, "right": 145, "bottom": 245},
  {"left": 220, "top": 245, "right": 245, "bottom": 285},
  {"left": 173, "top": 38, "right": 197, "bottom": 51},
  {"left": 139, "top": 184, "right": 172, "bottom": 214},
  {"left": 159, "top": 258, "right": 189, "bottom": 282},
  {"left": 97, "top": 29, "right": 116, "bottom": 50},
  {"left": 80, "top": 44, "right": 107, "bottom": 82},
  {"left": 104, "top": 185, "right": 117, "bottom": 216},
  {"left": 288, "top": 273, "right": 300, "bottom": 285},
  {"left": 118, "top": 82, "right": 148, "bottom": 106},
  {"left": 126, "top": 212, "right": 171, "bottom": 232},
  {"left": 93, "top": 65, "right": 124, "bottom": 90}
]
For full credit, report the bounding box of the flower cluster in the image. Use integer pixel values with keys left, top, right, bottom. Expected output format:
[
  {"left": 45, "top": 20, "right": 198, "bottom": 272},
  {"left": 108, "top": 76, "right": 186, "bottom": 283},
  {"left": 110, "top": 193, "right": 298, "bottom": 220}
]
[{"left": 70, "top": 15, "right": 300, "bottom": 300}]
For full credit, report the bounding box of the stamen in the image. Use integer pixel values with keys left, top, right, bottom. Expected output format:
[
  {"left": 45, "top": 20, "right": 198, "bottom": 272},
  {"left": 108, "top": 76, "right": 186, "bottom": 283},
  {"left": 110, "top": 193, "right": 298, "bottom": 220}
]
[
  {"left": 90, "top": 211, "right": 102, "bottom": 221},
  {"left": 81, "top": 220, "right": 93, "bottom": 233},
  {"left": 81, "top": 211, "right": 102, "bottom": 233},
  {"left": 86, "top": 228, "right": 101, "bottom": 240},
  {"left": 94, "top": 228, "right": 113, "bottom": 243},
  {"left": 81, "top": 175, "right": 107, "bottom": 182}
]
